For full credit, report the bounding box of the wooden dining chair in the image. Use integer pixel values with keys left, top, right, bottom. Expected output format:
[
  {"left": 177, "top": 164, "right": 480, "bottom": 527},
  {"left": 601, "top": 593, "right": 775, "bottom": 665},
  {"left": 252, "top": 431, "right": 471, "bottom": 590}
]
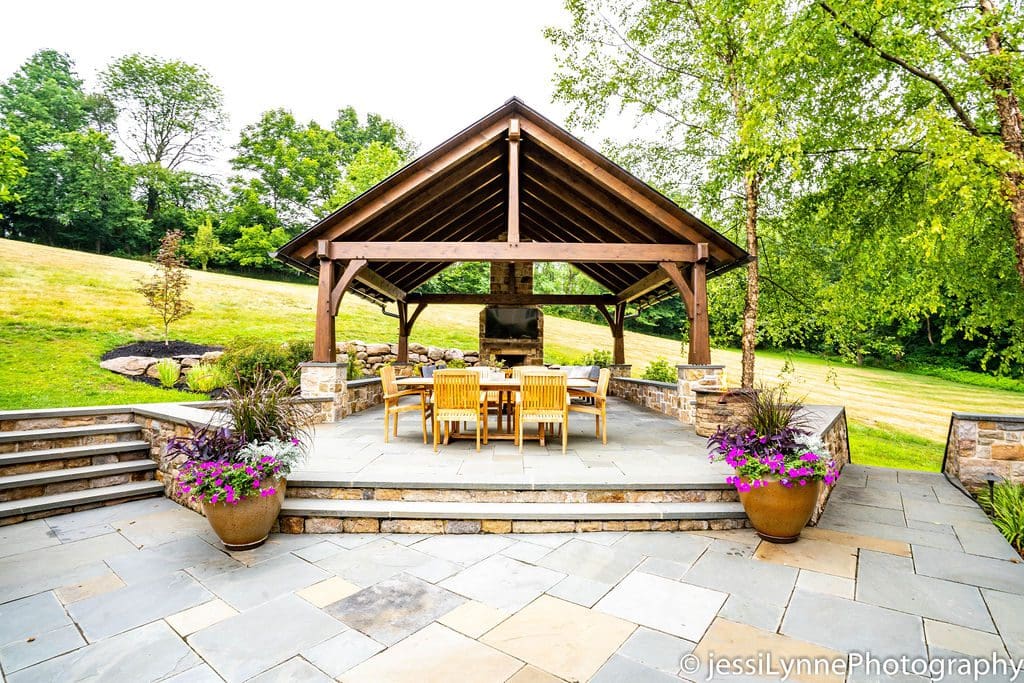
[
  {"left": 433, "top": 370, "right": 488, "bottom": 452},
  {"left": 516, "top": 372, "right": 569, "bottom": 454},
  {"left": 568, "top": 367, "right": 611, "bottom": 444},
  {"left": 381, "top": 364, "right": 431, "bottom": 444}
]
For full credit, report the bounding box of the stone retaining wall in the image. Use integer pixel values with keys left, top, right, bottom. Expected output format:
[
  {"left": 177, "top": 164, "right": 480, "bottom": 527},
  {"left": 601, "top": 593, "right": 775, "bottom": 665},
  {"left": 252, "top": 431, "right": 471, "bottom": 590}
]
[
  {"left": 609, "top": 378, "right": 683, "bottom": 420},
  {"left": 808, "top": 406, "right": 851, "bottom": 525},
  {"left": 347, "top": 378, "right": 384, "bottom": 414},
  {"left": 693, "top": 388, "right": 755, "bottom": 437},
  {"left": 277, "top": 516, "right": 750, "bottom": 535},
  {"left": 339, "top": 340, "right": 481, "bottom": 376},
  {"left": 944, "top": 412, "right": 1024, "bottom": 491}
]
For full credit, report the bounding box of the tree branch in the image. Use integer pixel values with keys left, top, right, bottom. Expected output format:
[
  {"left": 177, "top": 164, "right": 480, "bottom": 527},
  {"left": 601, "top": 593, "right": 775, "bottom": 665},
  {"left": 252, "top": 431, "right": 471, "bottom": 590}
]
[{"left": 817, "top": 1, "right": 980, "bottom": 136}]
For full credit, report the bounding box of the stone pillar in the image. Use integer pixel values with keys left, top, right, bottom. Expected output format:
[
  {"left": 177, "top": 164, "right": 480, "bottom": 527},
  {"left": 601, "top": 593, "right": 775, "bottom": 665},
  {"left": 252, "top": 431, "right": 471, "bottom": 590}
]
[
  {"left": 694, "top": 388, "right": 754, "bottom": 437},
  {"left": 677, "top": 364, "right": 725, "bottom": 425},
  {"left": 299, "top": 362, "right": 349, "bottom": 422},
  {"left": 606, "top": 364, "right": 632, "bottom": 398}
]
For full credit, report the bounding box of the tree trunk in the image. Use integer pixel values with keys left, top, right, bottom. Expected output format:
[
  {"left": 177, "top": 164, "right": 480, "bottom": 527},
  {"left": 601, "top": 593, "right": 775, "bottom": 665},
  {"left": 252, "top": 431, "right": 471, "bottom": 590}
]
[
  {"left": 980, "top": 0, "right": 1024, "bottom": 284},
  {"left": 741, "top": 172, "right": 760, "bottom": 388},
  {"left": 145, "top": 184, "right": 158, "bottom": 222}
]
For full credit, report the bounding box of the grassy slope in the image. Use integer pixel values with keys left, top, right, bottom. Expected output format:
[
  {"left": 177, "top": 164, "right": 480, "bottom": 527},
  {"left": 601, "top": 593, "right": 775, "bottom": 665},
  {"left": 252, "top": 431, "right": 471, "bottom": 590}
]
[{"left": 5, "top": 238, "right": 1024, "bottom": 470}]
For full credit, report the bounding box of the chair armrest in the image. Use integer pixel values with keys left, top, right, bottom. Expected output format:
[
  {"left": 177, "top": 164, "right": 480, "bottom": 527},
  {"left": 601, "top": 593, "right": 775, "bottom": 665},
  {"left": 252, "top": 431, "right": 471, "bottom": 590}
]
[{"left": 385, "top": 389, "right": 424, "bottom": 400}]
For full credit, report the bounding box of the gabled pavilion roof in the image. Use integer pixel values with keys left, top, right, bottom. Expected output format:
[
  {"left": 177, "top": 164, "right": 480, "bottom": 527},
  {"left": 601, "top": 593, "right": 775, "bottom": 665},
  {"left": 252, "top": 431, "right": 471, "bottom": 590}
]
[{"left": 275, "top": 97, "right": 748, "bottom": 309}]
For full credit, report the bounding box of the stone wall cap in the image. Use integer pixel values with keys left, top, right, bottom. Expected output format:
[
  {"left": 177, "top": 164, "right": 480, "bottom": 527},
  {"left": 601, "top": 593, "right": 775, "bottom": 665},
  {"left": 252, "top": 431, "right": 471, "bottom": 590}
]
[
  {"left": 347, "top": 378, "right": 382, "bottom": 388},
  {"left": 608, "top": 364, "right": 632, "bottom": 368},
  {"left": 952, "top": 412, "right": 1024, "bottom": 423},
  {"left": 676, "top": 364, "right": 725, "bottom": 370},
  {"left": 299, "top": 361, "right": 349, "bottom": 368},
  {"left": 612, "top": 377, "right": 677, "bottom": 389}
]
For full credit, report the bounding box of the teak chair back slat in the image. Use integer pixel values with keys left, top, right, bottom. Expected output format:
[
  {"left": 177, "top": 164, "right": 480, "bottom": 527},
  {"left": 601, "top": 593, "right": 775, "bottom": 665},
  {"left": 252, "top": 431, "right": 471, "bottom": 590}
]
[
  {"left": 433, "top": 370, "right": 488, "bottom": 452},
  {"left": 516, "top": 371, "right": 569, "bottom": 454}
]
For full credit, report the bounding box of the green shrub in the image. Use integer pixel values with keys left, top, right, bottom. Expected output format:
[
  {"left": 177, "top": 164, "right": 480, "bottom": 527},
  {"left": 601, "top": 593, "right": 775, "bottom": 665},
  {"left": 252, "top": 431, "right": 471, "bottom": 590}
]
[
  {"left": 977, "top": 482, "right": 1024, "bottom": 552},
  {"left": 184, "top": 363, "right": 227, "bottom": 393},
  {"left": 642, "top": 358, "right": 677, "bottom": 383},
  {"left": 218, "top": 339, "right": 313, "bottom": 388},
  {"left": 153, "top": 358, "right": 181, "bottom": 388},
  {"left": 446, "top": 358, "right": 467, "bottom": 369},
  {"left": 575, "top": 349, "right": 613, "bottom": 368},
  {"left": 343, "top": 345, "right": 364, "bottom": 380}
]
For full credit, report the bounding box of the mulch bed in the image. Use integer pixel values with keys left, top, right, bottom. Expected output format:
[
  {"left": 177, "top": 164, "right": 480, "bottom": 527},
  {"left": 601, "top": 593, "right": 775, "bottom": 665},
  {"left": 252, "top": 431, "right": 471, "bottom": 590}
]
[{"left": 101, "top": 340, "right": 222, "bottom": 362}]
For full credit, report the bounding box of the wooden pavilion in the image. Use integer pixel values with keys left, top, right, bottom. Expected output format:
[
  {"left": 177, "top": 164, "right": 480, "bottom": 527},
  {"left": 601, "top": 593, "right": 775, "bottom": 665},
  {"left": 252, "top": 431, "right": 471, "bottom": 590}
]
[{"left": 274, "top": 98, "right": 748, "bottom": 366}]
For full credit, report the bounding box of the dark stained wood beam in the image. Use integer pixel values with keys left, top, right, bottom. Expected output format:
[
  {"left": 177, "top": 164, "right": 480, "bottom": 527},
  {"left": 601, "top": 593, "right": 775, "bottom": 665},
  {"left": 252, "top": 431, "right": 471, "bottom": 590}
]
[
  {"left": 329, "top": 259, "right": 368, "bottom": 315},
  {"left": 325, "top": 241, "right": 699, "bottom": 263},
  {"left": 507, "top": 118, "right": 520, "bottom": 246},
  {"left": 519, "top": 211, "right": 635, "bottom": 292},
  {"left": 407, "top": 293, "right": 616, "bottom": 305},
  {"left": 314, "top": 246, "right": 338, "bottom": 363},
  {"left": 689, "top": 260, "right": 710, "bottom": 364},
  {"left": 355, "top": 266, "right": 405, "bottom": 302},
  {"left": 617, "top": 269, "right": 670, "bottom": 302}
]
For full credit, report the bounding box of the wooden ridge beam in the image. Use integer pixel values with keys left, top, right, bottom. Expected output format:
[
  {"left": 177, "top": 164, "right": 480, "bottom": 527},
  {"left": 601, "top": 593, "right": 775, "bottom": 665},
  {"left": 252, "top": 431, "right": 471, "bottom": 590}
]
[
  {"left": 507, "top": 118, "right": 520, "bottom": 246},
  {"left": 406, "top": 293, "right": 616, "bottom": 305},
  {"left": 325, "top": 241, "right": 698, "bottom": 263}
]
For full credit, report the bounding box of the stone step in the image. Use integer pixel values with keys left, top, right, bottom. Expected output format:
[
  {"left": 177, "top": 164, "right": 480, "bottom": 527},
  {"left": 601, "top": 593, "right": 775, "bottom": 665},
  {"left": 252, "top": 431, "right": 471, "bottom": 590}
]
[
  {"left": 0, "top": 441, "right": 151, "bottom": 468},
  {"left": 0, "top": 423, "right": 142, "bottom": 452},
  {"left": 0, "top": 461, "right": 158, "bottom": 501},
  {"left": 280, "top": 498, "right": 746, "bottom": 521},
  {"left": 0, "top": 406, "right": 135, "bottom": 432},
  {"left": 0, "top": 481, "right": 166, "bottom": 522}
]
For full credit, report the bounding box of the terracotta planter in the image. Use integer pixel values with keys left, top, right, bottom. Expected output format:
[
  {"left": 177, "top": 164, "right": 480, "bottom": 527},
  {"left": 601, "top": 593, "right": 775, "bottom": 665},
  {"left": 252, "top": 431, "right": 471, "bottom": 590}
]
[
  {"left": 203, "top": 478, "right": 286, "bottom": 551},
  {"left": 738, "top": 477, "right": 821, "bottom": 543}
]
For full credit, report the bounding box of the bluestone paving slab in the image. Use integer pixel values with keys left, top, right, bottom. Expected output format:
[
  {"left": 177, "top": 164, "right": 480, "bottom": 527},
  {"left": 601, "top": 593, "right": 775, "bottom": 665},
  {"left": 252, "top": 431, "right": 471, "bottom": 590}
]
[
  {"left": 113, "top": 507, "right": 218, "bottom": 548},
  {"left": 0, "top": 624, "right": 84, "bottom": 674},
  {"left": 612, "top": 531, "right": 711, "bottom": 565},
  {"left": 0, "top": 532, "right": 133, "bottom": 603},
  {"left": 953, "top": 521, "right": 1021, "bottom": 561},
  {"left": 226, "top": 533, "right": 322, "bottom": 566},
  {"left": 795, "top": 569, "right": 855, "bottom": 599},
  {"left": 903, "top": 499, "right": 990, "bottom": 526},
  {"left": 683, "top": 549, "right": 798, "bottom": 606},
  {"left": 324, "top": 574, "right": 464, "bottom": 645},
  {"left": 897, "top": 470, "right": 946, "bottom": 486},
  {"left": 503, "top": 532, "right": 574, "bottom": 548},
  {"left": 105, "top": 535, "right": 226, "bottom": 583},
  {"left": 315, "top": 538, "right": 432, "bottom": 586},
  {"left": 617, "top": 626, "right": 695, "bottom": 674},
  {"left": 404, "top": 555, "right": 462, "bottom": 583},
  {"left": 42, "top": 498, "right": 177, "bottom": 540},
  {"left": 184, "top": 554, "right": 246, "bottom": 581},
  {"left": 816, "top": 515, "right": 962, "bottom": 550},
  {"left": 982, "top": 589, "right": 1024, "bottom": 659},
  {"left": 411, "top": 534, "right": 514, "bottom": 565},
  {"left": 924, "top": 619, "right": 1008, "bottom": 658},
  {"left": 247, "top": 656, "right": 333, "bottom": 682},
  {"left": 536, "top": 538, "right": 644, "bottom": 584},
  {"left": 500, "top": 540, "right": 552, "bottom": 563},
  {"left": 637, "top": 556, "right": 691, "bottom": 580},
  {"left": 546, "top": 574, "right": 614, "bottom": 607},
  {"left": 856, "top": 549, "right": 994, "bottom": 632},
  {"left": 187, "top": 594, "right": 344, "bottom": 683},
  {"left": 829, "top": 485, "right": 904, "bottom": 509},
  {"left": 818, "top": 501, "right": 907, "bottom": 527},
  {"left": 0, "top": 519, "right": 59, "bottom": 559},
  {"left": 591, "top": 653, "right": 681, "bottom": 683},
  {"left": 0, "top": 592, "right": 71, "bottom": 646},
  {"left": 163, "top": 663, "right": 224, "bottom": 683},
  {"left": 301, "top": 628, "right": 385, "bottom": 677},
  {"left": 900, "top": 488, "right": 939, "bottom": 504},
  {"left": 292, "top": 540, "right": 344, "bottom": 563},
  {"left": 914, "top": 544, "right": 1024, "bottom": 594},
  {"left": 933, "top": 484, "right": 979, "bottom": 507},
  {"left": 441, "top": 554, "right": 565, "bottom": 611},
  {"left": 7, "top": 620, "right": 200, "bottom": 683},
  {"left": 596, "top": 570, "right": 726, "bottom": 641},
  {"left": 781, "top": 589, "right": 927, "bottom": 659},
  {"left": 68, "top": 570, "right": 212, "bottom": 641},
  {"left": 199, "top": 552, "right": 329, "bottom": 610},
  {"left": 719, "top": 594, "right": 786, "bottom": 631}
]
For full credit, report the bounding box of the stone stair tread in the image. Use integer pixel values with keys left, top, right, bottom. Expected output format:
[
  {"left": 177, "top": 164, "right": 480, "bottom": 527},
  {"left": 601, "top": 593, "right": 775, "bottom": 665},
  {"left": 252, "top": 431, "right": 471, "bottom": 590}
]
[
  {"left": 280, "top": 498, "right": 745, "bottom": 520},
  {"left": 0, "top": 461, "right": 158, "bottom": 490},
  {"left": 0, "top": 440, "right": 151, "bottom": 465},
  {"left": 0, "top": 423, "right": 141, "bottom": 444},
  {"left": 0, "top": 481, "right": 165, "bottom": 518},
  {"left": 286, "top": 471, "right": 731, "bottom": 490}
]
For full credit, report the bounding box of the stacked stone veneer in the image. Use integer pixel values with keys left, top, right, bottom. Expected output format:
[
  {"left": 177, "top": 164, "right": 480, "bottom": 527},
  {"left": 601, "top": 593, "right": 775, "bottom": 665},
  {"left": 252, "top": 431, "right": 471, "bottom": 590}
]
[
  {"left": 606, "top": 364, "right": 725, "bottom": 426},
  {"left": 299, "top": 362, "right": 350, "bottom": 422},
  {"left": 694, "top": 388, "right": 755, "bottom": 438},
  {"left": 808, "top": 406, "right": 851, "bottom": 524},
  {"left": 944, "top": 413, "right": 1024, "bottom": 491}
]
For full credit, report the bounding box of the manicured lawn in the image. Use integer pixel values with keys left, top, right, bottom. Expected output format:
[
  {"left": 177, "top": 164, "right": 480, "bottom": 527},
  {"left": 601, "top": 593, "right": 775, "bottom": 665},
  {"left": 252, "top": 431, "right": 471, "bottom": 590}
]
[{"left": 2, "top": 237, "right": 1022, "bottom": 471}]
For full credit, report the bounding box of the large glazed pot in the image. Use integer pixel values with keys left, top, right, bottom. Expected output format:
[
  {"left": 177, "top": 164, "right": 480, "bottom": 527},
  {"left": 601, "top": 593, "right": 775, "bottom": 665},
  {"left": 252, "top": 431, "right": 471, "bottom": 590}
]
[
  {"left": 738, "top": 477, "right": 821, "bottom": 543},
  {"left": 203, "top": 478, "right": 286, "bottom": 551}
]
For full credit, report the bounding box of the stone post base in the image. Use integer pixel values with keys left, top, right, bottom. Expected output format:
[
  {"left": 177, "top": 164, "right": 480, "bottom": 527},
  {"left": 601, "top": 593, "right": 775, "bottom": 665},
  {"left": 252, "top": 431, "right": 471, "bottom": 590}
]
[
  {"left": 677, "top": 364, "right": 725, "bottom": 425},
  {"left": 606, "top": 365, "right": 632, "bottom": 398},
  {"left": 299, "top": 362, "right": 349, "bottom": 423},
  {"left": 694, "top": 388, "right": 755, "bottom": 437}
]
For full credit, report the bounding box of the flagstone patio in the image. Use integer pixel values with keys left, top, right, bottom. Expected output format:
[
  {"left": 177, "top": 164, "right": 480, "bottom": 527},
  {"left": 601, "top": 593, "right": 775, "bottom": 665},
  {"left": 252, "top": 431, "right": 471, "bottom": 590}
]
[{"left": 1, "top": 464, "right": 1022, "bottom": 682}]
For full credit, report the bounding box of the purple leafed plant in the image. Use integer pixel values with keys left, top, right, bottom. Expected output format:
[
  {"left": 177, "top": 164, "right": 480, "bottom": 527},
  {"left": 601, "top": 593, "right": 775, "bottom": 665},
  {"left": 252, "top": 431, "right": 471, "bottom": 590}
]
[{"left": 707, "top": 386, "right": 840, "bottom": 491}]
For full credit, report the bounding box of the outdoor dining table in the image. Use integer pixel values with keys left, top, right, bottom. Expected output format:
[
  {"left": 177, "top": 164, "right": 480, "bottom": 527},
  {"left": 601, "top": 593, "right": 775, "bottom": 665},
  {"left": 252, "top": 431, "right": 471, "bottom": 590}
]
[{"left": 396, "top": 375, "right": 597, "bottom": 441}]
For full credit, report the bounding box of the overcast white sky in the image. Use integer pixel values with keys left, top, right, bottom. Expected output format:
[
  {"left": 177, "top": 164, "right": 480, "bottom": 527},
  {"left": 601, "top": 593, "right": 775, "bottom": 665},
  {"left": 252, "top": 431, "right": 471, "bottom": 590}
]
[{"left": 1, "top": 0, "right": 636, "bottom": 177}]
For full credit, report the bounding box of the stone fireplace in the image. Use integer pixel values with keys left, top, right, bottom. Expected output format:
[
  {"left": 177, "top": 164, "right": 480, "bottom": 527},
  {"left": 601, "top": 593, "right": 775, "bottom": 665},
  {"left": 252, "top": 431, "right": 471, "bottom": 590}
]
[{"left": 479, "top": 262, "right": 544, "bottom": 366}]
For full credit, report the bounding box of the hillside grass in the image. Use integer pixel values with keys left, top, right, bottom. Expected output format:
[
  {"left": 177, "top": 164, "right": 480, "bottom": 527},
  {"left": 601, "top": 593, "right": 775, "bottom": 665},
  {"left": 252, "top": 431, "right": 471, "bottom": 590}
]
[{"left": 4, "top": 238, "right": 1023, "bottom": 470}]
